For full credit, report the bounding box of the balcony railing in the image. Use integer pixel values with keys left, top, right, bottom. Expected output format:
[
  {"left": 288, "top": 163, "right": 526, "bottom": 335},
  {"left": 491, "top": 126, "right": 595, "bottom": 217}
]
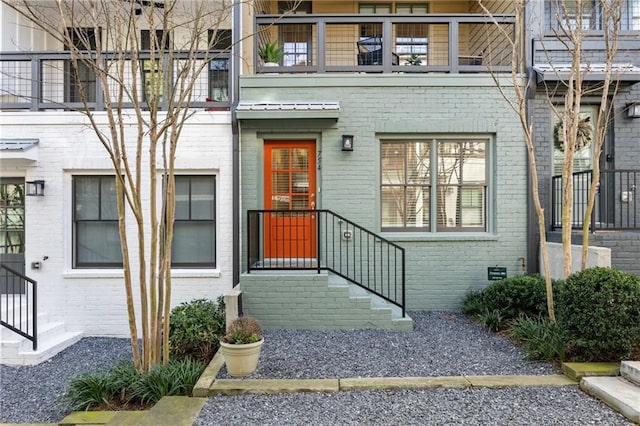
[
  {"left": 255, "top": 14, "right": 516, "bottom": 74},
  {"left": 552, "top": 169, "right": 640, "bottom": 231},
  {"left": 0, "top": 51, "right": 230, "bottom": 111}
]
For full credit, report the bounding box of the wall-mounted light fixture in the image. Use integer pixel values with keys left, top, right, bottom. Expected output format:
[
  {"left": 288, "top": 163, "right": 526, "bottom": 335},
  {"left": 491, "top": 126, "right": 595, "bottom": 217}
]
[
  {"left": 341, "top": 134, "right": 354, "bottom": 151},
  {"left": 26, "top": 180, "right": 45, "bottom": 196},
  {"left": 627, "top": 102, "right": 640, "bottom": 118}
]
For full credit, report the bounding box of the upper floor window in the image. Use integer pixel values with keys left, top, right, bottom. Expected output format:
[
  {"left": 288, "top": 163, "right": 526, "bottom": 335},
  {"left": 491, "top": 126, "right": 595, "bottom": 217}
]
[
  {"left": 65, "top": 28, "right": 100, "bottom": 103},
  {"left": 171, "top": 176, "right": 216, "bottom": 268},
  {"left": 140, "top": 30, "right": 171, "bottom": 102},
  {"left": 381, "top": 138, "right": 489, "bottom": 232},
  {"left": 546, "top": 0, "right": 640, "bottom": 31},
  {"left": 278, "top": 2, "right": 313, "bottom": 66},
  {"left": 73, "top": 176, "right": 122, "bottom": 268},
  {"left": 208, "top": 30, "right": 231, "bottom": 103}
]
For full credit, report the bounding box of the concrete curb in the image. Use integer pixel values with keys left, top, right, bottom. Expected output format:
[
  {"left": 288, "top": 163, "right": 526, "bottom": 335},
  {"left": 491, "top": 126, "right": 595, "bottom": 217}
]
[{"left": 193, "top": 351, "right": 225, "bottom": 397}]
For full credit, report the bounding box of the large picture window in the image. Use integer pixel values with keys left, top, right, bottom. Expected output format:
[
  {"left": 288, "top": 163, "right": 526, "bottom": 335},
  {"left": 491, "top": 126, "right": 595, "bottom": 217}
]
[
  {"left": 172, "top": 176, "right": 216, "bottom": 268},
  {"left": 73, "top": 176, "right": 122, "bottom": 268},
  {"left": 381, "top": 138, "right": 488, "bottom": 232}
]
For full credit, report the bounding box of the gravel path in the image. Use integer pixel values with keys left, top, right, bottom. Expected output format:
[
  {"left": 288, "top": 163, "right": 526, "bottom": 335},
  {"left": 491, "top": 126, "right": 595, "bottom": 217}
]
[{"left": 0, "top": 313, "right": 632, "bottom": 425}]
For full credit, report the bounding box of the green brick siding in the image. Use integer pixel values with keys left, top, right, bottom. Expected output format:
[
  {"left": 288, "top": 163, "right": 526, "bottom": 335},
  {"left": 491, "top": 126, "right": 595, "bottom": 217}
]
[{"left": 240, "top": 74, "right": 528, "bottom": 310}]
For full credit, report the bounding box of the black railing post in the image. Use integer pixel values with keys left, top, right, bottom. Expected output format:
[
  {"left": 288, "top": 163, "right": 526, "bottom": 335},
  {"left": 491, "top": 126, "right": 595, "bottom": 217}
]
[
  {"left": 246, "top": 210, "right": 252, "bottom": 273},
  {"left": 316, "top": 210, "right": 322, "bottom": 274},
  {"left": 32, "top": 282, "right": 38, "bottom": 350},
  {"left": 402, "top": 249, "right": 406, "bottom": 318}
]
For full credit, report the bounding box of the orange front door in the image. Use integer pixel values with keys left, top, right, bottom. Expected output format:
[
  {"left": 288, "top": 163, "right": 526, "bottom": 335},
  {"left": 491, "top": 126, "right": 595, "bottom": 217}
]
[{"left": 264, "top": 141, "right": 316, "bottom": 259}]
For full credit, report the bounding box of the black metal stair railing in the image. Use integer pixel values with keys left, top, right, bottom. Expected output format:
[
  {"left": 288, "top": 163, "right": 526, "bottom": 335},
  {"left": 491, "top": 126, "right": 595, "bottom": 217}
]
[
  {"left": 551, "top": 169, "right": 640, "bottom": 231},
  {"left": 0, "top": 264, "right": 38, "bottom": 350},
  {"left": 247, "top": 210, "right": 405, "bottom": 317}
]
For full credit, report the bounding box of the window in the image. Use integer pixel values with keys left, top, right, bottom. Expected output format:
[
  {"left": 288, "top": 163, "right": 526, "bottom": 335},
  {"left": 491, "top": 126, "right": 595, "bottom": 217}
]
[
  {"left": 278, "top": 1, "right": 312, "bottom": 66},
  {"left": 381, "top": 138, "right": 488, "bottom": 232},
  {"left": 141, "top": 30, "right": 171, "bottom": 102},
  {"left": 627, "top": 0, "right": 640, "bottom": 30},
  {"left": 545, "top": 0, "right": 599, "bottom": 31},
  {"left": 208, "top": 30, "right": 231, "bottom": 103},
  {"left": 73, "top": 176, "right": 122, "bottom": 268},
  {"left": 65, "top": 27, "right": 99, "bottom": 103},
  {"left": 172, "top": 176, "right": 216, "bottom": 267}
]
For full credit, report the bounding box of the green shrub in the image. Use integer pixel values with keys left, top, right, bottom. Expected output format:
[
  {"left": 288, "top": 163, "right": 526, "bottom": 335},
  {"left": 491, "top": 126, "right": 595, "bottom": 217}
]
[
  {"left": 477, "top": 308, "right": 504, "bottom": 332},
  {"left": 510, "top": 315, "right": 567, "bottom": 361},
  {"left": 63, "top": 372, "right": 116, "bottom": 410},
  {"left": 130, "top": 359, "right": 204, "bottom": 404},
  {"left": 169, "top": 297, "right": 225, "bottom": 363},
  {"left": 557, "top": 267, "right": 640, "bottom": 361},
  {"left": 63, "top": 359, "right": 205, "bottom": 409},
  {"left": 463, "top": 275, "right": 556, "bottom": 329}
]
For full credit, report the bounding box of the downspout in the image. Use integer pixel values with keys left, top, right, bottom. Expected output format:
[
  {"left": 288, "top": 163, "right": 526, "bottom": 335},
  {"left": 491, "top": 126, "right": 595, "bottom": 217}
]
[
  {"left": 524, "top": 2, "right": 538, "bottom": 274},
  {"left": 231, "top": 0, "right": 241, "bottom": 286}
]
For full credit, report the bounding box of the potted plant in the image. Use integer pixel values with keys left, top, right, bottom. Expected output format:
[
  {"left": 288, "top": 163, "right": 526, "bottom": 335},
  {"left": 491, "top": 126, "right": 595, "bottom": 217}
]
[
  {"left": 219, "top": 316, "right": 264, "bottom": 377},
  {"left": 258, "top": 41, "right": 284, "bottom": 66}
]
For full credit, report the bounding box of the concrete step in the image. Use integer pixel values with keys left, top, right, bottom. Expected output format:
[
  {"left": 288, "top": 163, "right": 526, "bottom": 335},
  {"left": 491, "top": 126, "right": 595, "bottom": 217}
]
[
  {"left": 622, "top": 361, "right": 640, "bottom": 386},
  {"left": 1, "top": 330, "right": 83, "bottom": 365},
  {"left": 580, "top": 376, "right": 640, "bottom": 424},
  {"left": 137, "top": 396, "right": 207, "bottom": 426}
]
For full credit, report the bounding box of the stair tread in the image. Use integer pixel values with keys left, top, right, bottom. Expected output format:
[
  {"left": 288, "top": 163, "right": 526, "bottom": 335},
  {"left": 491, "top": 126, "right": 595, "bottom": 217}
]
[
  {"left": 581, "top": 376, "right": 640, "bottom": 423},
  {"left": 621, "top": 361, "right": 640, "bottom": 386}
]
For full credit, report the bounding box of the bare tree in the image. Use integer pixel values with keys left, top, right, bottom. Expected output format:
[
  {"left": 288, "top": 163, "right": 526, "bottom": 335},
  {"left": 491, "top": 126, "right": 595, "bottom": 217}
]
[
  {"left": 479, "top": 0, "right": 627, "bottom": 320},
  {"left": 3, "top": 0, "right": 233, "bottom": 371}
]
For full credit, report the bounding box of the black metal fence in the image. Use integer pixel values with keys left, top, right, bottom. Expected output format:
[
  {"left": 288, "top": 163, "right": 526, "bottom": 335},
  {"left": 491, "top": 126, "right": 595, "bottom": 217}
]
[
  {"left": 0, "top": 264, "right": 37, "bottom": 350},
  {"left": 551, "top": 169, "right": 640, "bottom": 231},
  {"left": 247, "top": 210, "right": 405, "bottom": 317}
]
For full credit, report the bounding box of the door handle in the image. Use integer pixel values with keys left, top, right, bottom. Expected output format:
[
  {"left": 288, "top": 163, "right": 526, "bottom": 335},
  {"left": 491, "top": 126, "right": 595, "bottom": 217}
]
[{"left": 310, "top": 201, "right": 316, "bottom": 210}]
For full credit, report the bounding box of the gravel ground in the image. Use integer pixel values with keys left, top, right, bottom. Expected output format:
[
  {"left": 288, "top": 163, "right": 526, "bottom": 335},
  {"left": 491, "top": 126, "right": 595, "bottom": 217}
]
[
  {"left": 0, "top": 337, "right": 131, "bottom": 424},
  {"left": 0, "top": 313, "right": 632, "bottom": 425}
]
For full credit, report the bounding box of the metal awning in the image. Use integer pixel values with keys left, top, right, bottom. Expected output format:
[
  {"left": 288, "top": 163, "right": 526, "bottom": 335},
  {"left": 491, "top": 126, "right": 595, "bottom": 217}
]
[
  {"left": 0, "top": 139, "right": 39, "bottom": 163},
  {"left": 533, "top": 63, "right": 640, "bottom": 83},
  {"left": 236, "top": 101, "right": 340, "bottom": 120}
]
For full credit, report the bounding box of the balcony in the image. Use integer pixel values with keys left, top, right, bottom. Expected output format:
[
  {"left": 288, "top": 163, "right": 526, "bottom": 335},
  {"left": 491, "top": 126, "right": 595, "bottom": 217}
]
[
  {"left": 0, "top": 51, "right": 230, "bottom": 112},
  {"left": 254, "top": 14, "right": 516, "bottom": 75}
]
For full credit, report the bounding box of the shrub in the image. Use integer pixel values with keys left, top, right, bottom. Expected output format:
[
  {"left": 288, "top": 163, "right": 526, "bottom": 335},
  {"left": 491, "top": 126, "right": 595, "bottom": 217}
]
[
  {"left": 63, "top": 372, "right": 115, "bottom": 411},
  {"left": 463, "top": 275, "right": 556, "bottom": 330},
  {"left": 510, "top": 315, "right": 567, "bottom": 362},
  {"left": 477, "top": 308, "right": 504, "bottom": 332},
  {"left": 169, "top": 297, "right": 225, "bottom": 363},
  {"left": 221, "top": 316, "right": 263, "bottom": 344},
  {"left": 557, "top": 267, "right": 640, "bottom": 361},
  {"left": 130, "top": 359, "right": 205, "bottom": 404},
  {"left": 63, "top": 359, "right": 205, "bottom": 409}
]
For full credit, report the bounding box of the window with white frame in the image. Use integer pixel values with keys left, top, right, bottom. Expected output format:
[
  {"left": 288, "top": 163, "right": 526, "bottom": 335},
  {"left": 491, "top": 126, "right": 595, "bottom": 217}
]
[
  {"left": 73, "top": 176, "right": 122, "bottom": 268},
  {"left": 171, "top": 176, "right": 216, "bottom": 267},
  {"left": 381, "top": 138, "right": 488, "bottom": 232},
  {"left": 545, "top": 0, "right": 599, "bottom": 31}
]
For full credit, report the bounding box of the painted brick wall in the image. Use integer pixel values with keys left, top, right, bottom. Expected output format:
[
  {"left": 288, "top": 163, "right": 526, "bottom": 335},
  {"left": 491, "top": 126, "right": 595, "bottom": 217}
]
[
  {"left": 0, "top": 111, "right": 234, "bottom": 336},
  {"left": 532, "top": 81, "right": 640, "bottom": 277},
  {"left": 240, "top": 75, "right": 529, "bottom": 311}
]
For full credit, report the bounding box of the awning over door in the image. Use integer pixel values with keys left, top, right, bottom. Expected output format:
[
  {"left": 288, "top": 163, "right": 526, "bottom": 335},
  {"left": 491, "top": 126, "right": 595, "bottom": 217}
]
[
  {"left": 236, "top": 102, "right": 340, "bottom": 120},
  {"left": 533, "top": 63, "right": 640, "bottom": 84},
  {"left": 0, "top": 139, "right": 39, "bottom": 165}
]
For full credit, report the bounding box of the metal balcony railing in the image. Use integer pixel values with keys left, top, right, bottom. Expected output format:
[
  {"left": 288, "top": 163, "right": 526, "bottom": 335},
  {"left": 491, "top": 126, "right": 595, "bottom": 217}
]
[
  {"left": 0, "top": 51, "right": 230, "bottom": 111},
  {"left": 0, "top": 264, "right": 37, "bottom": 351},
  {"left": 551, "top": 169, "right": 640, "bottom": 231},
  {"left": 254, "top": 14, "right": 516, "bottom": 74},
  {"left": 247, "top": 209, "right": 406, "bottom": 317}
]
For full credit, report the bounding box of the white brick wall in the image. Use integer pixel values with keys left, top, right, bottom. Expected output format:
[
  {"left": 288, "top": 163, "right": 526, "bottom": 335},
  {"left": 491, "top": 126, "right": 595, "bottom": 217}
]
[{"left": 0, "top": 111, "right": 234, "bottom": 336}]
